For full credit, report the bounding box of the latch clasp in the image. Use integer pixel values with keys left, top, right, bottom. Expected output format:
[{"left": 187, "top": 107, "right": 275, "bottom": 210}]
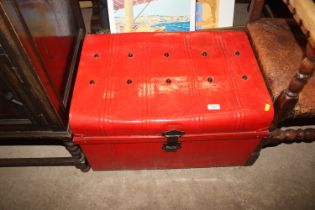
[{"left": 162, "top": 130, "right": 185, "bottom": 152}]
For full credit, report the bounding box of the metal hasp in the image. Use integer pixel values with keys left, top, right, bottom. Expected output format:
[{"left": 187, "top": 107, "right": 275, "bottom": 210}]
[{"left": 162, "top": 130, "right": 185, "bottom": 152}]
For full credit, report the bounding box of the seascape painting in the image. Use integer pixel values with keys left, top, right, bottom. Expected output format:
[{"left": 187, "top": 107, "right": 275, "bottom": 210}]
[{"left": 108, "top": 0, "right": 196, "bottom": 33}]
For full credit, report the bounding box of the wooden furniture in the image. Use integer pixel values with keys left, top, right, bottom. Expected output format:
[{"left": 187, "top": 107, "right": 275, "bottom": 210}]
[
  {"left": 247, "top": 0, "right": 266, "bottom": 22},
  {"left": 248, "top": 19, "right": 315, "bottom": 121},
  {"left": 273, "top": 0, "right": 315, "bottom": 124},
  {"left": 0, "top": 0, "right": 89, "bottom": 171},
  {"left": 247, "top": 0, "right": 315, "bottom": 145}
]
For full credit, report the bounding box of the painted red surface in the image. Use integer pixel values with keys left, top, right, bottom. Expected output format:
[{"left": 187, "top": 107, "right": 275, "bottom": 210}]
[
  {"left": 34, "top": 36, "right": 74, "bottom": 97},
  {"left": 70, "top": 31, "right": 274, "bottom": 170},
  {"left": 19, "top": 36, "right": 74, "bottom": 113}
]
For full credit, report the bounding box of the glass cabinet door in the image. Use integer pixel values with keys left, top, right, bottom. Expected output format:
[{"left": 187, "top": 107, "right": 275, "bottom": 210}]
[
  {"left": 0, "top": 76, "right": 32, "bottom": 127},
  {"left": 0, "top": 0, "right": 85, "bottom": 133},
  {"left": 2, "top": 0, "right": 85, "bottom": 109},
  {"left": 14, "top": 0, "right": 83, "bottom": 102},
  {"left": 0, "top": 42, "right": 35, "bottom": 130}
]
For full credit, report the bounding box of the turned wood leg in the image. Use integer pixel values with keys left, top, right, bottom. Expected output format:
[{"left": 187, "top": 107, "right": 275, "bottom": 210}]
[
  {"left": 63, "top": 139, "right": 90, "bottom": 172},
  {"left": 273, "top": 43, "right": 315, "bottom": 126},
  {"left": 264, "top": 127, "right": 315, "bottom": 147}
]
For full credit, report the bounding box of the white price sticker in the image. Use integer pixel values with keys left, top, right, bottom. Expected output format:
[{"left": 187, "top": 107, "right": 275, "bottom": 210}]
[{"left": 207, "top": 104, "right": 221, "bottom": 110}]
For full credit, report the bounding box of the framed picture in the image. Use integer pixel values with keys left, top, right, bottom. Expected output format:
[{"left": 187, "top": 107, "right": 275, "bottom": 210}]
[
  {"left": 108, "top": 0, "right": 196, "bottom": 33},
  {"left": 196, "top": 0, "right": 235, "bottom": 30}
]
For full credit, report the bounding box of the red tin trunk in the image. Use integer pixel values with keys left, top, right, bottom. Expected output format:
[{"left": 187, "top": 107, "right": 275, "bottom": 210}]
[{"left": 70, "top": 31, "right": 274, "bottom": 170}]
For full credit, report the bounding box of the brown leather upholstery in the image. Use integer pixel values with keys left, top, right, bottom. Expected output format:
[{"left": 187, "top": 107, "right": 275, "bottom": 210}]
[{"left": 248, "top": 19, "right": 315, "bottom": 118}]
